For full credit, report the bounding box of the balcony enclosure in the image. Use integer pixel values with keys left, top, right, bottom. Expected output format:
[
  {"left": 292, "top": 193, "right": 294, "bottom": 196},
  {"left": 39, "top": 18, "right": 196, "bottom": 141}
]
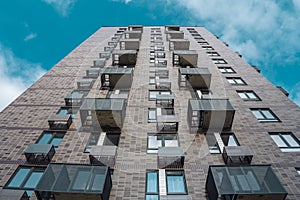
[
  {"left": 158, "top": 147, "right": 185, "bottom": 169},
  {"left": 104, "top": 46, "right": 114, "bottom": 52},
  {"left": 169, "top": 39, "right": 190, "bottom": 50},
  {"left": 48, "top": 114, "right": 72, "bottom": 130},
  {"left": 165, "top": 25, "right": 180, "bottom": 32},
  {"left": 166, "top": 31, "right": 184, "bottom": 41},
  {"left": 128, "top": 25, "right": 143, "bottom": 32},
  {"left": 119, "top": 38, "right": 140, "bottom": 50},
  {"left": 222, "top": 146, "right": 253, "bottom": 165},
  {"left": 187, "top": 99, "right": 235, "bottom": 133},
  {"left": 156, "top": 79, "right": 171, "bottom": 90},
  {"left": 24, "top": 144, "right": 55, "bottom": 164},
  {"left": 35, "top": 164, "right": 112, "bottom": 200},
  {"left": 99, "top": 52, "right": 111, "bottom": 60},
  {"left": 86, "top": 68, "right": 101, "bottom": 79},
  {"left": 100, "top": 68, "right": 133, "bottom": 90},
  {"left": 77, "top": 79, "right": 95, "bottom": 90},
  {"left": 157, "top": 115, "right": 179, "bottom": 133},
  {"left": 112, "top": 50, "right": 137, "bottom": 66},
  {"left": 93, "top": 58, "right": 106, "bottom": 68},
  {"left": 149, "top": 68, "right": 169, "bottom": 78},
  {"left": 173, "top": 50, "right": 198, "bottom": 67},
  {"left": 156, "top": 94, "right": 174, "bottom": 108},
  {"left": 124, "top": 30, "right": 142, "bottom": 39},
  {"left": 206, "top": 165, "right": 287, "bottom": 200},
  {"left": 64, "top": 91, "right": 84, "bottom": 106},
  {"left": 89, "top": 146, "right": 117, "bottom": 167},
  {"left": 178, "top": 68, "right": 211, "bottom": 90},
  {"left": 80, "top": 98, "right": 126, "bottom": 132}
]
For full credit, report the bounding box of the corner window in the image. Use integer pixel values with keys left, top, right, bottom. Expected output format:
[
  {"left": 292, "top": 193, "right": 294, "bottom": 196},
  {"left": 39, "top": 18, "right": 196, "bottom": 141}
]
[
  {"left": 145, "top": 171, "right": 159, "bottom": 200},
  {"left": 237, "top": 91, "right": 260, "bottom": 101},
  {"left": 4, "top": 166, "right": 45, "bottom": 196},
  {"left": 212, "top": 58, "right": 227, "bottom": 64},
  {"left": 218, "top": 67, "right": 235, "bottom": 74},
  {"left": 251, "top": 108, "right": 279, "bottom": 122},
  {"left": 37, "top": 131, "right": 65, "bottom": 151},
  {"left": 270, "top": 132, "right": 300, "bottom": 152},
  {"left": 166, "top": 171, "right": 187, "bottom": 194},
  {"left": 227, "top": 77, "right": 246, "bottom": 85},
  {"left": 147, "top": 134, "right": 179, "bottom": 153}
]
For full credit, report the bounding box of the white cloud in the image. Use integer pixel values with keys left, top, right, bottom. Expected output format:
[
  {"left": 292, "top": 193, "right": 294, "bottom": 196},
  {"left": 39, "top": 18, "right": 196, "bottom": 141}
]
[
  {"left": 42, "top": 0, "right": 77, "bottom": 16},
  {"left": 24, "top": 33, "right": 37, "bottom": 42},
  {"left": 0, "top": 44, "right": 46, "bottom": 112}
]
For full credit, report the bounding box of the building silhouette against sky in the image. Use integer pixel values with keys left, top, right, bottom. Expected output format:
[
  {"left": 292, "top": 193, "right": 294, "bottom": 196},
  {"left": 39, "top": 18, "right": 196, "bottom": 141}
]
[{"left": 0, "top": 26, "right": 299, "bottom": 200}]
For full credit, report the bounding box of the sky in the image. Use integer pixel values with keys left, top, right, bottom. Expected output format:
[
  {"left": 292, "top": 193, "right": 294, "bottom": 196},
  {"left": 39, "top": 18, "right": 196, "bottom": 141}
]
[{"left": 0, "top": 0, "right": 300, "bottom": 111}]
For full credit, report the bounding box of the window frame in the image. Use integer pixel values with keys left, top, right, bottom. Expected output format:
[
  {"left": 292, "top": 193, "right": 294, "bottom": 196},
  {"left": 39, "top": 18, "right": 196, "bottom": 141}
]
[
  {"left": 147, "top": 133, "right": 179, "bottom": 153},
  {"left": 226, "top": 77, "right": 246, "bottom": 85},
  {"left": 4, "top": 166, "right": 45, "bottom": 196},
  {"left": 218, "top": 67, "right": 236, "bottom": 74},
  {"left": 145, "top": 171, "right": 159, "bottom": 200},
  {"left": 237, "top": 90, "right": 260, "bottom": 101},
  {"left": 149, "top": 90, "right": 171, "bottom": 101},
  {"left": 269, "top": 132, "right": 300, "bottom": 152},
  {"left": 212, "top": 58, "right": 227, "bottom": 64},
  {"left": 36, "top": 131, "right": 65, "bottom": 151},
  {"left": 165, "top": 170, "right": 188, "bottom": 195},
  {"left": 251, "top": 108, "right": 280, "bottom": 122}
]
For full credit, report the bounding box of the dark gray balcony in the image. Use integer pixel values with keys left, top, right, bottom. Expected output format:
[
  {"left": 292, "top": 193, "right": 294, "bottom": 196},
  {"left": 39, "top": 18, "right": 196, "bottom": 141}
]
[
  {"left": 100, "top": 68, "right": 133, "bottom": 90},
  {"left": 48, "top": 114, "right": 72, "bottom": 130},
  {"left": 158, "top": 147, "right": 184, "bottom": 169},
  {"left": 35, "top": 164, "right": 112, "bottom": 200},
  {"left": 222, "top": 146, "right": 253, "bottom": 165},
  {"left": 156, "top": 94, "right": 174, "bottom": 108},
  {"left": 93, "top": 58, "right": 106, "bottom": 68},
  {"left": 187, "top": 99, "right": 235, "bottom": 133},
  {"left": 169, "top": 39, "right": 190, "bottom": 50},
  {"left": 119, "top": 38, "right": 140, "bottom": 50},
  {"left": 173, "top": 50, "right": 198, "bottom": 67},
  {"left": 24, "top": 144, "right": 55, "bottom": 164},
  {"left": 206, "top": 165, "right": 287, "bottom": 200},
  {"left": 89, "top": 145, "right": 117, "bottom": 167},
  {"left": 112, "top": 50, "right": 137, "bottom": 66},
  {"left": 178, "top": 68, "right": 211, "bottom": 89}
]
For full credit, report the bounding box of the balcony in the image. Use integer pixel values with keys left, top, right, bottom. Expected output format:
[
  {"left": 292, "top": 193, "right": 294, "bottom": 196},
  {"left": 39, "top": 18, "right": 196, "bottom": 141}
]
[
  {"left": 100, "top": 68, "right": 133, "bottom": 90},
  {"left": 89, "top": 145, "right": 117, "bottom": 167},
  {"left": 222, "top": 146, "right": 253, "bottom": 165},
  {"left": 77, "top": 79, "right": 95, "bottom": 90},
  {"left": 64, "top": 91, "right": 84, "bottom": 106},
  {"left": 206, "top": 165, "right": 287, "bottom": 200},
  {"left": 156, "top": 94, "right": 174, "bottom": 108},
  {"left": 158, "top": 147, "right": 184, "bottom": 169},
  {"left": 128, "top": 25, "right": 143, "bottom": 32},
  {"left": 86, "top": 68, "right": 101, "bottom": 79},
  {"left": 166, "top": 31, "right": 184, "bottom": 41},
  {"left": 35, "top": 164, "right": 112, "bottom": 200},
  {"left": 150, "top": 68, "right": 169, "bottom": 78},
  {"left": 156, "top": 79, "right": 171, "bottom": 90},
  {"left": 48, "top": 114, "right": 72, "bottom": 130},
  {"left": 157, "top": 115, "right": 179, "bottom": 133},
  {"left": 169, "top": 39, "right": 190, "bottom": 50},
  {"left": 187, "top": 99, "right": 235, "bottom": 133},
  {"left": 165, "top": 25, "right": 180, "bottom": 32},
  {"left": 124, "top": 30, "right": 142, "bottom": 39},
  {"left": 0, "top": 189, "right": 29, "bottom": 200},
  {"left": 112, "top": 50, "right": 137, "bottom": 66},
  {"left": 99, "top": 52, "right": 111, "bottom": 60},
  {"left": 119, "top": 38, "right": 140, "bottom": 50},
  {"left": 93, "top": 58, "right": 106, "bottom": 68},
  {"left": 80, "top": 98, "right": 126, "bottom": 132},
  {"left": 24, "top": 144, "right": 55, "bottom": 164},
  {"left": 178, "top": 68, "right": 211, "bottom": 89},
  {"left": 173, "top": 50, "right": 198, "bottom": 67}
]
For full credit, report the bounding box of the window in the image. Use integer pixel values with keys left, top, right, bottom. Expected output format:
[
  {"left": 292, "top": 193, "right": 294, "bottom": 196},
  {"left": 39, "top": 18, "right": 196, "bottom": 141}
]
[
  {"left": 251, "top": 108, "right": 279, "bottom": 122},
  {"left": 145, "top": 171, "right": 159, "bottom": 200},
  {"left": 148, "top": 108, "right": 157, "bottom": 122},
  {"left": 57, "top": 107, "right": 78, "bottom": 119},
  {"left": 166, "top": 171, "right": 187, "bottom": 194},
  {"left": 147, "top": 134, "right": 179, "bottom": 153},
  {"left": 212, "top": 58, "right": 227, "bottom": 64},
  {"left": 4, "top": 166, "right": 45, "bottom": 196},
  {"left": 206, "top": 52, "right": 220, "bottom": 57},
  {"left": 227, "top": 77, "right": 246, "bottom": 85},
  {"left": 37, "top": 131, "right": 65, "bottom": 151},
  {"left": 237, "top": 91, "right": 260, "bottom": 101},
  {"left": 221, "top": 133, "right": 239, "bottom": 146},
  {"left": 270, "top": 133, "right": 300, "bottom": 152},
  {"left": 296, "top": 168, "right": 300, "bottom": 175},
  {"left": 149, "top": 77, "right": 156, "bottom": 85},
  {"left": 149, "top": 90, "right": 171, "bottom": 100},
  {"left": 84, "top": 132, "right": 120, "bottom": 152},
  {"left": 218, "top": 67, "right": 235, "bottom": 74},
  {"left": 198, "top": 41, "right": 209, "bottom": 45},
  {"left": 202, "top": 46, "right": 214, "bottom": 50}
]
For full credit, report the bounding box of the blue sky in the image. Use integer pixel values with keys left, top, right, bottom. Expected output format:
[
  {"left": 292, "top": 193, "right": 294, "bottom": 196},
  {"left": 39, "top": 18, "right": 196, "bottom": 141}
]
[{"left": 0, "top": 0, "right": 299, "bottom": 111}]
